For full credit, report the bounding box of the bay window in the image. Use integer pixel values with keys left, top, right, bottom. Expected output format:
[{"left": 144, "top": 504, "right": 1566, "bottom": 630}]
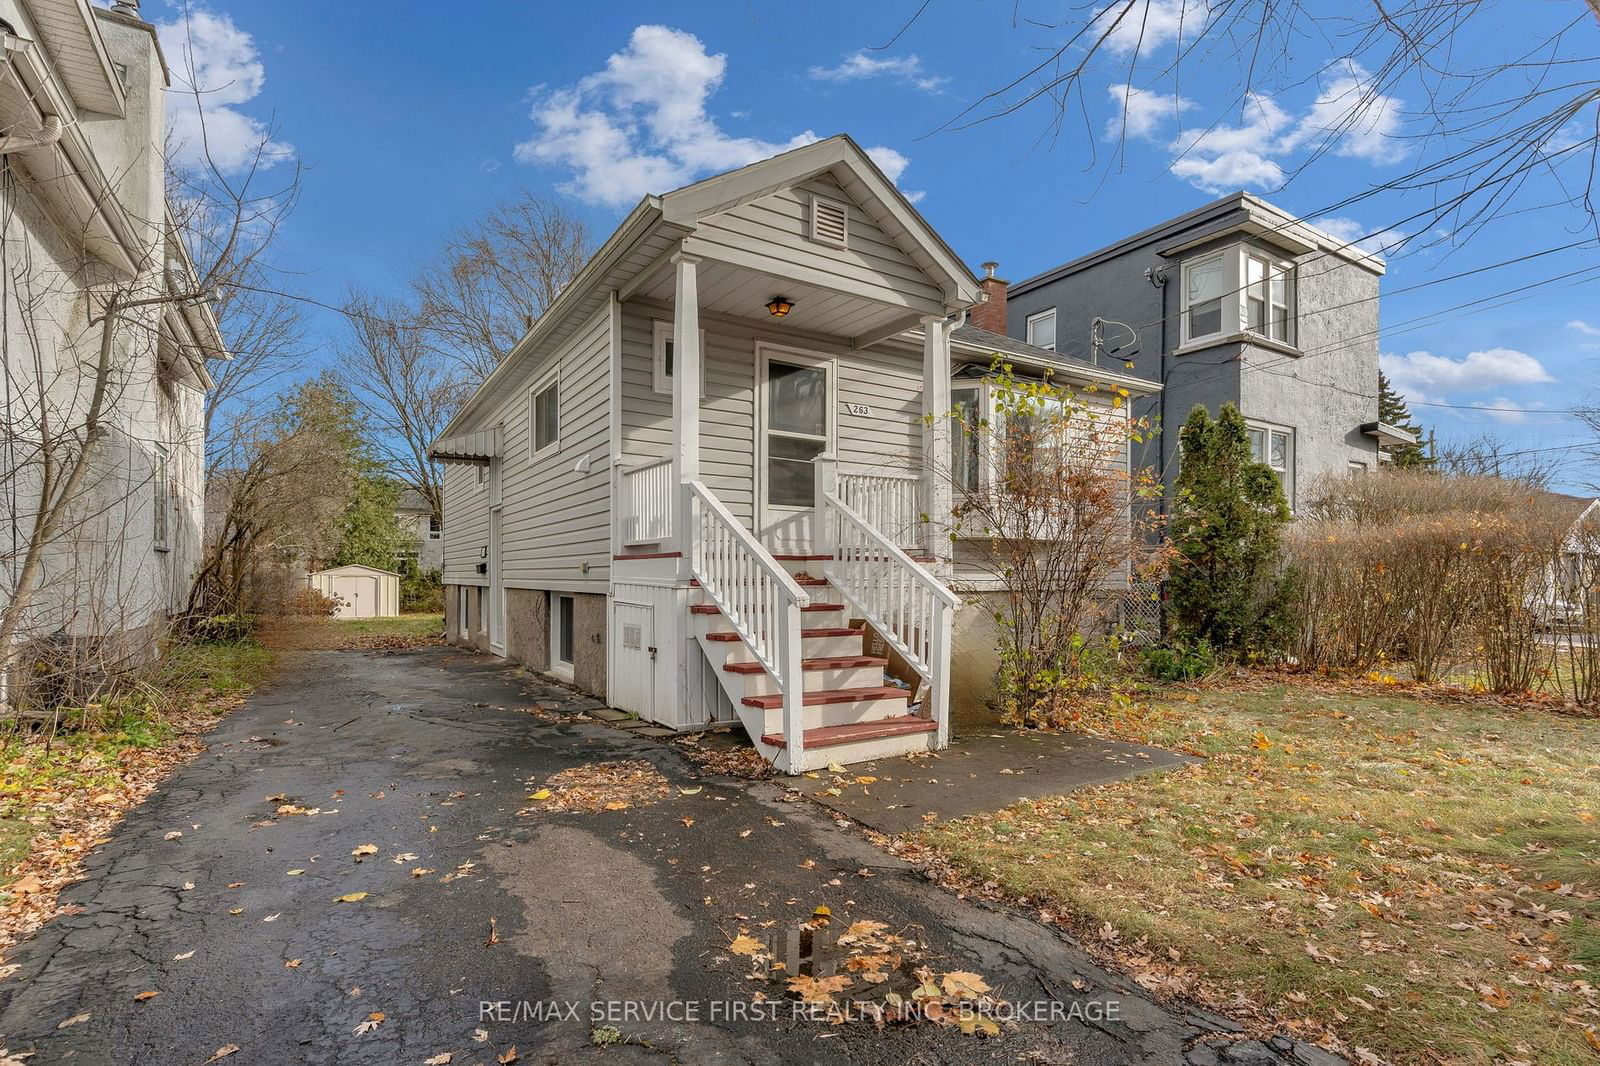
[{"left": 1180, "top": 245, "right": 1297, "bottom": 348}]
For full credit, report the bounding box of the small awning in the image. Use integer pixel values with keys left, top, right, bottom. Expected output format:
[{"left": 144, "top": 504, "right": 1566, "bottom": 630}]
[
  {"left": 1361, "top": 421, "right": 1417, "bottom": 448},
  {"left": 429, "top": 426, "right": 501, "bottom": 464}
]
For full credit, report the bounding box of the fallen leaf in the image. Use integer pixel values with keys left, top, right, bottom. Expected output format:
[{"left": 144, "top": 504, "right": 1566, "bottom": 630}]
[
  {"left": 284, "top": 959, "right": 302, "bottom": 969},
  {"left": 133, "top": 989, "right": 159, "bottom": 1002},
  {"left": 182, "top": 882, "right": 195, "bottom": 891},
  {"left": 680, "top": 817, "right": 695, "bottom": 828},
  {"left": 354, "top": 1011, "right": 385, "bottom": 1035},
  {"left": 286, "top": 869, "right": 305, "bottom": 876},
  {"left": 262, "top": 913, "right": 280, "bottom": 923},
  {"left": 410, "top": 867, "right": 434, "bottom": 878},
  {"left": 485, "top": 917, "right": 500, "bottom": 948},
  {"left": 163, "top": 831, "right": 182, "bottom": 841},
  {"left": 473, "top": 1028, "right": 489, "bottom": 1043},
  {"left": 827, "top": 762, "right": 847, "bottom": 773},
  {"left": 351, "top": 844, "right": 378, "bottom": 858},
  {"left": 56, "top": 1013, "right": 90, "bottom": 1030},
  {"left": 173, "top": 950, "right": 195, "bottom": 961},
  {"left": 729, "top": 934, "right": 764, "bottom": 956},
  {"left": 497, "top": 1047, "right": 518, "bottom": 1064},
  {"left": 424, "top": 1055, "right": 453, "bottom": 1065},
  {"left": 602, "top": 801, "right": 628, "bottom": 811},
  {"left": 334, "top": 892, "right": 369, "bottom": 903},
  {"left": 678, "top": 786, "right": 703, "bottom": 796},
  {"left": 203, "top": 1046, "right": 240, "bottom": 1063},
  {"left": 227, "top": 908, "right": 243, "bottom": 916},
  {"left": 529, "top": 789, "right": 552, "bottom": 801},
  {"left": 942, "top": 971, "right": 992, "bottom": 998}
]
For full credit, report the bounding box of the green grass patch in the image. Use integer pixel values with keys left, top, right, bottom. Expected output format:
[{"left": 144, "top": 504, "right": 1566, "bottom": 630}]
[{"left": 923, "top": 682, "right": 1600, "bottom": 1064}]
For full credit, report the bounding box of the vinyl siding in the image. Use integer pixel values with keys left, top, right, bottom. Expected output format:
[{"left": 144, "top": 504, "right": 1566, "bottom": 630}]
[
  {"left": 691, "top": 173, "right": 944, "bottom": 311},
  {"left": 617, "top": 300, "right": 925, "bottom": 534},
  {"left": 441, "top": 462, "right": 489, "bottom": 585}
]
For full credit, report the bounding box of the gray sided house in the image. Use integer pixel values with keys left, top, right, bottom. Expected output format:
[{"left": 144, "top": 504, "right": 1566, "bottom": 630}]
[
  {"left": 430, "top": 136, "right": 1155, "bottom": 773},
  {"left": 394, "top": 486, "right": 443, "bottom": 574},
  {"left": 994, "top": 192, "right": 1409, "bottom": 510}
]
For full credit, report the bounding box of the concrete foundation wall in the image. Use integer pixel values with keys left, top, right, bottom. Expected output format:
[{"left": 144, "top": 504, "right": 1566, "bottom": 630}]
[
  {"left": 505, "top": 588, "right": 550, "bottom": 672},
  {"left": 447, "top": 583, "right": 607, "bottom": 701}
]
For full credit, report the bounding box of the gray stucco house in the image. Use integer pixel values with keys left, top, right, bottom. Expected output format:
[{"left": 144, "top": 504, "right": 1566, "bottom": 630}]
[{"left": 983, "top": 192, "right": 1411, "bottom": 511}]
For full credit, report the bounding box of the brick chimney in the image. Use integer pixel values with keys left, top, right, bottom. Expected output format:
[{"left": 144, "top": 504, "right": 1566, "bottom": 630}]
[{"left": 969, "top": 260, "right": 1008, "bottom": 334}]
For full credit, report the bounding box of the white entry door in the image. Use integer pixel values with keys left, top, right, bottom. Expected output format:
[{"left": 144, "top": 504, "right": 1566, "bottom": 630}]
[
  {"left": 756, "top": 344, "right": 835, "bottom": 551},
  {"left": 611, "top": 601, "right": 656, "bottom": 720}
]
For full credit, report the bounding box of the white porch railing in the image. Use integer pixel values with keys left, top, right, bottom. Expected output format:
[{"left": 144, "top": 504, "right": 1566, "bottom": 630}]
[
  {"left": 816, "top": 459, "right": 959, "bottom": 748},
  {"left": 837, "top": 470, "right": 923, "bottom": 550},
  {"left": 687, "top": 480, "right": 810, "bottom": 767},
  {"left": 618, "top": 457, "right": 674, "bottom": 546}
]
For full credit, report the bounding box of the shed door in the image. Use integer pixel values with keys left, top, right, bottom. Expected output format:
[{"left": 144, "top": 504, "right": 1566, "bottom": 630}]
[
  {"left": 333, "top": 575, "right": 377, "bottom": 618},
  {"left": 611, "top": 601, "right": 655, "bottom": 720}
]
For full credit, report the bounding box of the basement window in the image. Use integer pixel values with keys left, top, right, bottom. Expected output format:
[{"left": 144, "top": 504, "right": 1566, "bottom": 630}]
[{"left": 550, "top": 593, "right": 576, "bottom": 679}]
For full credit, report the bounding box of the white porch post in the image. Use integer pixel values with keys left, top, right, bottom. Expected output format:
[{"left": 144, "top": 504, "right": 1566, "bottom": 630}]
[
  {"left": 672, "top": 252, "right": 702, "bottom": 569},
  {"left": 921, "top": 315, "right": 953, "bottom": 569}
]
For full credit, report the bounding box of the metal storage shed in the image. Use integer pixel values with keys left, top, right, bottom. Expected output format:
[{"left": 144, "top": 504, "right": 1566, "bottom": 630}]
[{"left": 309, "top": 564, "right": 400, "bottom": 619}]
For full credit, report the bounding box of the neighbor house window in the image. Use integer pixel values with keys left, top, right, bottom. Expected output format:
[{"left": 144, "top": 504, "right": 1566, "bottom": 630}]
[
  {"left": 1025, "top": 309, "right": 1056, "bottom": 352},
  {"left": 531, "top": 376, "right": 559, "bottom": 456},
  {"left": 1248, "top": 422, "right": 1294, "bottom": 505},
  {"left": 153, "top": 443, "right": 170, "bottom": 550},
  {"left": 652, "top": 320, "right": 707, "bottom": 396},
  {"left": 1244, "top": 252, "right": 1294, "bottom": 344},
  {"left": 950, "top": 386, "right": 982, "bottom": 494},
  {"left": 1182, "top": 252, "right": 1226, "bottom": 343},
  {"left": 1348, "top": 460, "right": 1368, "bottom": 475},
  {"left": 550, "top": 593, "right": 575, "bottom": 678},
  {"left": 428, "top": 514, "right": 442, "bottom": 539}
]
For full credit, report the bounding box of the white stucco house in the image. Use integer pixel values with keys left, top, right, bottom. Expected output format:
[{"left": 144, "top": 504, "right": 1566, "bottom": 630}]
[
  {"left": 0, "top": 0, "right": 222, "bottom": 682},
  {"left": 431, "top": 136, "right": 1155, "bottom": 772}
]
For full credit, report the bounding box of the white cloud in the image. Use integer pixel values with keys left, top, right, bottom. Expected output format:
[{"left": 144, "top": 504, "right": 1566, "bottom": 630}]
[
  {"left": 1105, "top": 84, "right": 1193, "bottom": 140},
  {"left": 1312, "top": 215, "right": 1408, "bottom": 258},
  {"left": 518, "top": 27, "right": 920, "bottom": 208},
  {"left": 1151, "top": 64, "right": 1403, "bottom": 194},
  {"left": 862, "top": 145, "right": 924, "bottom": 203},
  {"left": 1568, "top": 319, "right": 1600, "bottom": 336},
  {"left": 809, "top": 51, "right": 946, "bottom": 92},
  {"left": 1381, "top": 347, "right": 1555, "bottom": 395},
  {"left": 1096, "top": 0, "right": 1212, "bottom": 56},
  {"left": 157, "top": 10, "right": 292, "bottom": 174},
  {"left": 1473, "top": 398, "right": 1549, "bottom": 424}
]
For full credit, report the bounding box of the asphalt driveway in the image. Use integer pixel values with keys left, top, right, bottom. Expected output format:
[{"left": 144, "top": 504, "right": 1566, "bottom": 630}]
[{"left": 0, "top": 646, "right": 1333, "bottom": 1065}]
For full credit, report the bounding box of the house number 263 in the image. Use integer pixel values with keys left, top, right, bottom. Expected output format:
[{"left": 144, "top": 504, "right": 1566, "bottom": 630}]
[{"left": 844, "top": 402, "right": 872, "bottom": 416}]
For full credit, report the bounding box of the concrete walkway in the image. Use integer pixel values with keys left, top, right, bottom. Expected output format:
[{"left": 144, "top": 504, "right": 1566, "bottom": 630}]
[{"left": 0, "top": 646, "right": 1334, "bottom": 1065}]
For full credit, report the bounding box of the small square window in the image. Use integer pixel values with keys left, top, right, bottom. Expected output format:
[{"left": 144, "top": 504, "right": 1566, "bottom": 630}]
[
  {"left": 531, "top": 378, "right": 559, "bottom": 455},
  {"left": 1025, "top": 309, "right": 1056, "bottom": 352},
  {"left": 652, "top": 321, "right": 706, "bottom": 397}
]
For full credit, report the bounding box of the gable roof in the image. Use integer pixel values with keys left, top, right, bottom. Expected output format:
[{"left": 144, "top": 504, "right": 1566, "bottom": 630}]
[{"left": 436, "top": 135, "right": 983, "bottom": 446}]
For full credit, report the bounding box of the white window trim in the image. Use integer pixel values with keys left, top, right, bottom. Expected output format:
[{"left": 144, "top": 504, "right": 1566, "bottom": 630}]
[
  {"left": 1246, "top": 419, "right": 1295, "bottom": 509},
  {"left": 1024, "top": 308, "right": 1057, "bottom": 352},
  {"left": 550, "top": 592, "right": 576, "bottom": 681},
  {"left": 152, "top": 442, "right": 170, "bottom": 552},
  {"left": 529, "top": 368, "right": 560, "bottom": 460},
  {"left": 1178, "top": 244, "right": 1299, "bottom": 351},
  {"left": 651, "top": 320, "right": 707, "bottom": 398},
  {"left": 1242, "top": 250, "right": 1296, "bottom": 345}
]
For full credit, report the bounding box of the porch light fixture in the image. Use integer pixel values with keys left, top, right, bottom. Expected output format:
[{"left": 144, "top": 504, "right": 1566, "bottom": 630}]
[{"left": 765, "top": 296, "right": 795, "bottom": 318}]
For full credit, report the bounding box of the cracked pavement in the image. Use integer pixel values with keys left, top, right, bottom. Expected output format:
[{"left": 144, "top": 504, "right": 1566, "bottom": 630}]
[{"left": 0, "top": 646, "right": 1340, "bottom": 1065}]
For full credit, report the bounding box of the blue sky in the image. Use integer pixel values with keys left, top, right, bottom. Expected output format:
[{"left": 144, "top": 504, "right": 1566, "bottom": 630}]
[{"left": 151, "top": 0, "right": 1598, "bottom": 492}]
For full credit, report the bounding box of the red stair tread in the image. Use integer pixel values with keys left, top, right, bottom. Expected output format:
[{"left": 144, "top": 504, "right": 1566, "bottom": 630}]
[
  {"left": 741, "top": 685, "right": 907, "bottom": 710},
  {"left": 705, "top": 627, "right": 860, "bottom": 642},
  {"left": 691, "top": 603, "right": 842, "bottom": 615},
  {"left": 760, "top": 715, "right": 935, "bottom": 749},
  {"left": 724, "top": 655, "right": 887, "bottom": 675}
]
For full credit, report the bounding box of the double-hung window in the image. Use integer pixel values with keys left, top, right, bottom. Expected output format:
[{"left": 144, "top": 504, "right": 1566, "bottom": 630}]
[
  {"left": 950, "top": 386, "right": 983, "bottom": 495},
  {"left": 1025, "top": 309, "right": 1056, "bottom": 351},
  {"left": 1182, "top": 252, "right": 1226, "bottom": 343},
  {"left": 1244, "top": 252, "right": 1294, "bottom": 344},
  {"left": 1247, "top": 422, "right": 1294, "bottom": 505}
]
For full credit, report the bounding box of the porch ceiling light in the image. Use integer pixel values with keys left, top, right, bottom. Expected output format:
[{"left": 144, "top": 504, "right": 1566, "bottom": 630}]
[{"left": 765, "top": 296, "right": 795, "bottom": 318}]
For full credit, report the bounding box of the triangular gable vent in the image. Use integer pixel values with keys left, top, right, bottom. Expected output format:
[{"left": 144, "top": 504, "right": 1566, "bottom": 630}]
[{"left": 809, "top": 194, "right": 848, "bottom": 248}]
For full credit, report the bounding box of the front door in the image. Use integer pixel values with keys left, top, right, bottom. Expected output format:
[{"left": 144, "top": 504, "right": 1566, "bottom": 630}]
[
  {"left": 756, "top": 345, "right": 834, "bottom": 551},
  {"left": 611, "top": 601, "right": 656, "bottom": 720}
]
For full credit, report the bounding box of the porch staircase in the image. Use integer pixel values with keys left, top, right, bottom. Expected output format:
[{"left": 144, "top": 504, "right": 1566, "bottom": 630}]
[
  {"left": 680, "top": 472, "right": 959, "bottom": 775},
  {"left": 690, "top": 556, "right": 938, "bottom": 770}
]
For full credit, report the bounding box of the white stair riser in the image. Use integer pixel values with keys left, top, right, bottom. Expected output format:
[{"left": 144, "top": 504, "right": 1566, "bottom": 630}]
[
  {"left": 786, "top": 728, "right": 938, "bottom": 773},
  {"left": 737, "top": 663, "right": 885, "bottom": 697},
  {"left": 750, "top": 694, "right": 912, "bottom": 734},
  {"left": 704, "top": 631, "right": 864, "bottom": 661}
]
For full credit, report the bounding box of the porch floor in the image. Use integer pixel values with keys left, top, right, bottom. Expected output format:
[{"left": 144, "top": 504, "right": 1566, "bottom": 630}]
[{"left": 793, "top": 728, "right": 1195, "bottom": 836}]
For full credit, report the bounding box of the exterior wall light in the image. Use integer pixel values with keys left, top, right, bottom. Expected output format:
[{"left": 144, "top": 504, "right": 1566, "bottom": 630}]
[{"left": 765, "top": 296, "right": 794, "bottom": 318}]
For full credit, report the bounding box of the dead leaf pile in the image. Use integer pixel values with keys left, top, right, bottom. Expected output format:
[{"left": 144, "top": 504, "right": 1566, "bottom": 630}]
[
  {"left": 725, "top": 915, "right": 1004, "bottom": 1034},
  {"left": 520, "top": 760, "right": 669, "bottom": 814},
  {"left": 672, "top": 735, "right": 776, "bottom": 779}
]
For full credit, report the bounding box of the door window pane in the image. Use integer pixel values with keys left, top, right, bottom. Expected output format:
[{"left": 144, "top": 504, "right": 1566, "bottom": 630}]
[
  {"left": 768, "top": 361, "right": 826, "bottom": 436},
  {"left": 768, "top": 436, "right": 825, "bottom": 507}
]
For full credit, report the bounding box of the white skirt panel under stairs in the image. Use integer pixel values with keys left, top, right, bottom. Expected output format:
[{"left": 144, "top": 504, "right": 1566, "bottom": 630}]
[{"left": 692, "top": 555, "right": 938, "bottom": 772}]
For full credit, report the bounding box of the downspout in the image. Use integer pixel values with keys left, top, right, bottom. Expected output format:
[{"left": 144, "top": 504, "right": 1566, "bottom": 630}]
[{"left": 0, "top": 113, "right": 64, "bottom": 155}]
